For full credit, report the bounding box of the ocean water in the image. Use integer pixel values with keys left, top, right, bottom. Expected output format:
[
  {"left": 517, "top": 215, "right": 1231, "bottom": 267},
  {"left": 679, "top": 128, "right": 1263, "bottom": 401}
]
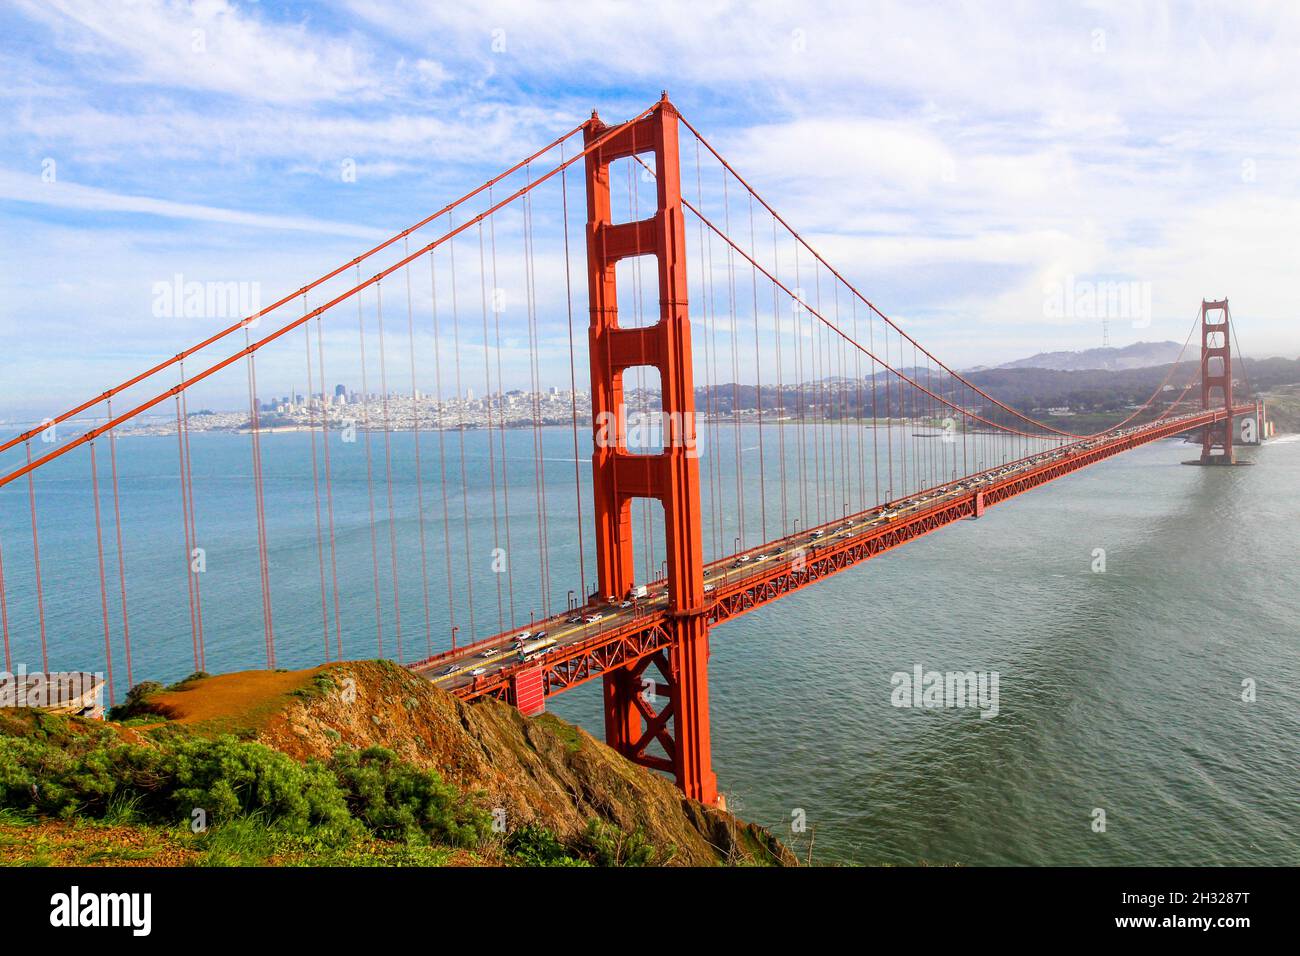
[{"left": 0, "top": 424, "right": 1295, "bottom": 865}]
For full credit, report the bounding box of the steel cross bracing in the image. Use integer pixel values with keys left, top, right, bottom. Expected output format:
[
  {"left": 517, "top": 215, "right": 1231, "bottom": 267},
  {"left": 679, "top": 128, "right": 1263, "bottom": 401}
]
[{"left": 410, "top": 401, "right": 1252, "bottom": 707}]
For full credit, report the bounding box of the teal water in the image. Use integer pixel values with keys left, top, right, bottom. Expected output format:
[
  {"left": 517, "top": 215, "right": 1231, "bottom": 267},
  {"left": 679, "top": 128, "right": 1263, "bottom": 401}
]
[{"left": 0, "top": 425, "right": 1295, "bottom": 864}]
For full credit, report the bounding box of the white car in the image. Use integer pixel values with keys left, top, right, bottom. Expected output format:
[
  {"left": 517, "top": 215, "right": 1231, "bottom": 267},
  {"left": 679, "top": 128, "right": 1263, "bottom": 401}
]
[
  {"left": 584, "top": 612, "right": 604, "bottom": 624},
  {"left": 470, "top": 667, "right": 487, "bottom": 676},
  {"left": 479, "top": 648, "right": 498, "bottom": 658},
  {"left": 703, "top": 583, "right": 716, "bottom": 593}
]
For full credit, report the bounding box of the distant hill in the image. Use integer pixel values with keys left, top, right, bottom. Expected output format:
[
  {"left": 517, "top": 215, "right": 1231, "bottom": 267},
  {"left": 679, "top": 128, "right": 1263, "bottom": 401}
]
[{"left": 994, "top": 341, "right": 1183, "bottom": 372}]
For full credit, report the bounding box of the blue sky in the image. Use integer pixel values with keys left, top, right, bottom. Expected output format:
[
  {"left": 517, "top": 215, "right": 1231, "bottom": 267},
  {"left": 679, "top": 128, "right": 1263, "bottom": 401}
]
[{"left": 2, "top": 0, "right": 1298, "bottom": 421}]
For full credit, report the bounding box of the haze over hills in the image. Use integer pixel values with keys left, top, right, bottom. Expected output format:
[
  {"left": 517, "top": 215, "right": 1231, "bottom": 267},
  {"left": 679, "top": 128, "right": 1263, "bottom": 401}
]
[{"left": 973, "top": 341, "right": 1185, "bottom": 372}]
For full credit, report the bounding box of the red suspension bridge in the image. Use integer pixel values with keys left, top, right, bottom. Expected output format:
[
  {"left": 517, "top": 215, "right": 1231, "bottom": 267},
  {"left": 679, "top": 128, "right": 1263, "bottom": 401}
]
[{"left": 0, "top": 95, "right": 1264, "bottom": 804}]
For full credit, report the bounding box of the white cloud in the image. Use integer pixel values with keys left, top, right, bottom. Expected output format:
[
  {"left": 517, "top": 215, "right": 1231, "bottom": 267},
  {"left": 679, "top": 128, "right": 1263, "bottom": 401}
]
[
  {"left": 15, "top": 0, "right": 392, "bottom": 103},
  {"left": 0, "top": 168, "right": 387, "bottom": 238},
  {"left": 3, "top": 0, "right": 1299, "bottom": 415}
]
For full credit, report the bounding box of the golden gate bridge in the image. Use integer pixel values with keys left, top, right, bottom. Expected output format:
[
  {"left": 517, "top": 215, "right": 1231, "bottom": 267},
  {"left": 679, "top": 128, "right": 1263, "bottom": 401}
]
[{"left": 0, "top": 95, "right": 1264, "bottom": 804}]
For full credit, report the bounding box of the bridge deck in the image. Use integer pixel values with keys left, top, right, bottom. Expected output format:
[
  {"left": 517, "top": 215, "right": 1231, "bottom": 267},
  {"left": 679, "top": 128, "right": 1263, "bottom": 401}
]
[{"left": 407, "top": 406, "right": 1250, "bottom": 705}]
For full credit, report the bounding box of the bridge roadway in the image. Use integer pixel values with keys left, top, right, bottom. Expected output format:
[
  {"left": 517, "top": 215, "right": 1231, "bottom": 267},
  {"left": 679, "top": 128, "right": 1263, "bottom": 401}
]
[{"left": 407, "top": 405, "right": 1251, "bottom": 705}]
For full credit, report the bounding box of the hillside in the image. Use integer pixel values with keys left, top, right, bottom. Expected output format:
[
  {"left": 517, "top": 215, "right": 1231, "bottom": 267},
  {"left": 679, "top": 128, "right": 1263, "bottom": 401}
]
[
  {"left": 994, "top": 340, "right": 1183, "bottom": 372},
  {"left": 0, "top": 661, "right": 794, "bottom": 867}
]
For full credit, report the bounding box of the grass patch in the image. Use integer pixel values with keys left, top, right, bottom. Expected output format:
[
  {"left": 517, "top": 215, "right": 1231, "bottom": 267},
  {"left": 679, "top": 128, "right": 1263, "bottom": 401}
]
[
  {"left": 165, "top": 672, "right": 211, "bottom": 692},
  {"left": 289, "top": 672, "right": 337, "bottom": 701},
  {"left": 535, "top": 713, "right": 583, "bottom": 754}
]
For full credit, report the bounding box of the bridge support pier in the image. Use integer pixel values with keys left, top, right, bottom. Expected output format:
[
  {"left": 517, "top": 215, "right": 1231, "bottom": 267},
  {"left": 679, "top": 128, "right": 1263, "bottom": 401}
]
[
  {"left": 584, "top": 96, "right": 718, "bottom": 804},
  {"left": 1198, "top": 299, "right": 1235, "bottom": 465}
]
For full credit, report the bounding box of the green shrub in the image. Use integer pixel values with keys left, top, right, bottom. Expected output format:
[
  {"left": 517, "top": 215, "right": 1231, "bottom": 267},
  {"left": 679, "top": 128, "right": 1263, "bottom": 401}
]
[
  {"left": 165, "top": 672, "right": 210, "bottom": 691},
  {"left": 0, "top": 732, "right": 356, "bottom": 832},
  {"left": 0, "top": 719, "right": 666, "bottom": 866},
  {"left": 164, "top": 736, "right": 355, "bottom": 833},
  {"left": 582, "top": 818, "right": 658, "bottom": 866},
  {"left": 328, "top": 746, "right": 492, "bottom": 847},
  {"left": 108, "top": 681, "right": 165, "bottom": 721},
  {"left": 505, "top": 823, "right": 589, "bottom": 867}
]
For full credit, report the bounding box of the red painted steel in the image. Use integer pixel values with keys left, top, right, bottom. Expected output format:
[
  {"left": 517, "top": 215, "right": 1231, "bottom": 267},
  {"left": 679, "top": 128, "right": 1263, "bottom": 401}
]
[
  {"left": 511, "top": 666, "right": 546, "bottom": 717},
  {"left": 1200, "top": 299, "right": 1234, "bottom": 463},
  {"left": 1, "top": 101, "right": 1268, "bottom": 811},
  {"left": 440, "top": 405, "right": 1250, "bottom": 710},
  {"left": 583, "top": 95, "right": 717, "bottom": 804}
]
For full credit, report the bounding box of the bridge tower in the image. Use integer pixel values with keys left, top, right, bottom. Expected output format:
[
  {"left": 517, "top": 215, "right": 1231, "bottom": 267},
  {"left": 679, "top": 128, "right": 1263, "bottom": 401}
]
[
  {"left": 582, "top": 96, "right": 718, "bottom": 804},
  {"left": 1199, "top": 299, "right": 1234, "bottom": 464}
]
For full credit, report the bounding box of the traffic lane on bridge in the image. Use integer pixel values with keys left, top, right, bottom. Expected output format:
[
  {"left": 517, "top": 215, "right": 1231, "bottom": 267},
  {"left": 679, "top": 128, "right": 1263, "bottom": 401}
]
[
  {"left": 426, "top": 591, "right": 673, "bottom": 691},
  {"left": 697, "top": 413, "right": 1214, "bottom": 598},
  {"left": 419, "top": 412, "right": 1213, "bottom": 691},
  {"left": 426, "top": 473, "right": 986, "bottom": 692}
]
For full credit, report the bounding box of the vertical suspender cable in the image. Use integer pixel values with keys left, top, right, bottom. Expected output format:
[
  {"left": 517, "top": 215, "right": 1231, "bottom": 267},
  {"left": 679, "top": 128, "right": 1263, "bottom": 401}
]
[
  {"left": 404, "top": 239, "right": 434, "bottom": 657},
  {"left": 106, "top": 397, "right": 133, "bottom": 686},
  {"left": 243, "top": 332, "right": 275, "bottom": 667},
  {"left": 770, "top": 214, "right": 789, "bottom": 535},
  {"left": 174, "top": 391, "right": 199, "bottom": 671},
  {"left": 315, "top": 314, "right": 345, "bottom": 660},
  {"left": 302, "top": 313, "right": 332, "bottom": 662},
  {"left": 747, "top": 192, "right": 768, "bottom": 543},
  {"left": 488, "top": 194, "right": 518, "bottom": 629},
  {"left": 88, "top": 441, "right": 116, "bottom": 703},
  {"left": 560, "top": 147, "right": 589, "bottom": 604},
  {"left": 355, "top": 266, "right": 385, "bottom": 656},
  {"left": 523, "top": 171, "right": 553, "bottom": 616},
  {"left": 24, "top": 442, "right": 48, "bottom": 672},
  {"left": 178, "top": 371, "right": 204, "bottom": 669},
  {"left": 0, "top": 529, "right": 9, "bottom": 673},
  {"left": 478, "top": 221, "right": 505, "bottom": 634},
  {"left": 429, "top": 244, "right": 459, "bottom": 649},
  {"left": 448, "top": 221, "right": 479, "bottom": 643},
  {"left": 375, "top": 281, "right": 404, "bottom": 661}
]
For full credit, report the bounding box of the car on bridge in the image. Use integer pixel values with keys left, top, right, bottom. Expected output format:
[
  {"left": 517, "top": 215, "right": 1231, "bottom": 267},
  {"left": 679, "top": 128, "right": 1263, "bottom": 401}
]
[{"left": 518, "top": 636, "right": 558, "bottom": 662}]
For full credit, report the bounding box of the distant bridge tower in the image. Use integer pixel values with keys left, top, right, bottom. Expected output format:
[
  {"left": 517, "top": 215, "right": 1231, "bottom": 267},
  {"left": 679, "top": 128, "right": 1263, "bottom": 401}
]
[
  {"left": 583, "top": 95, "right": 718, "bottom": 804},
  {"left": 1199, "top": 299, "right": 1234, "bottom": 464}
]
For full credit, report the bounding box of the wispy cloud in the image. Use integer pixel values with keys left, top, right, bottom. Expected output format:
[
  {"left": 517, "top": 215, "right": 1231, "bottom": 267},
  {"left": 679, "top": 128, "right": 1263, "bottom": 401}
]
[
  {"left": 14, "top": 0, "right": 397, "bottom": 103},
  {"left": 0, "top": 169, "right": 387, "bottom": 237},
  {"left": 1, "top": 0, "right": 1298, "bottom": 417}
]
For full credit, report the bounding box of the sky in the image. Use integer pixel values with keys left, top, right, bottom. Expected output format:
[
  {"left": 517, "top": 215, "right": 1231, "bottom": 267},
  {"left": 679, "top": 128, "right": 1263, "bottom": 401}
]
[{"left": 1, "top": 0, "right": 1298, "bottom": 421}]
